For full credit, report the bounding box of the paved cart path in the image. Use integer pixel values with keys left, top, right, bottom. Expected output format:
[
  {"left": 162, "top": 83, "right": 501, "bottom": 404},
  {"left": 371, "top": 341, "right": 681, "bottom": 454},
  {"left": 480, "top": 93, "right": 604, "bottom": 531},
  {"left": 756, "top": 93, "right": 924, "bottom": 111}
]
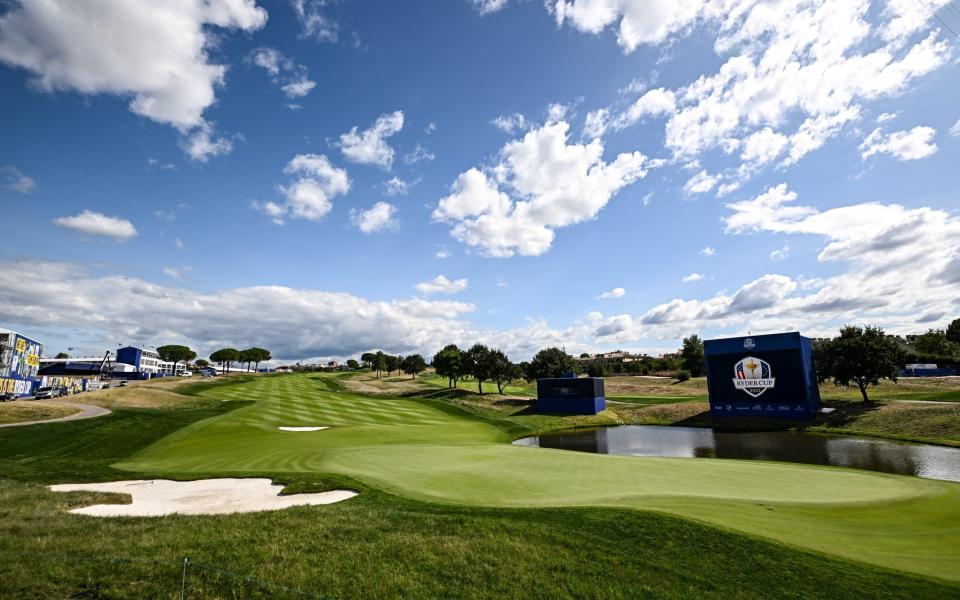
[{"left": 0, "top": 401, "right": 111, "bottom": 428}]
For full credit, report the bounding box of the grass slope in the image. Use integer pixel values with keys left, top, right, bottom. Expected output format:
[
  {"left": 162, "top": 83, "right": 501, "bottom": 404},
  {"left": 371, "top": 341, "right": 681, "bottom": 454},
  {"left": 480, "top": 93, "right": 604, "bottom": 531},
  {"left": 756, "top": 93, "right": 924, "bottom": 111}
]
[{"left": 115, "top": 373, "right": 960, "bottom": 583}]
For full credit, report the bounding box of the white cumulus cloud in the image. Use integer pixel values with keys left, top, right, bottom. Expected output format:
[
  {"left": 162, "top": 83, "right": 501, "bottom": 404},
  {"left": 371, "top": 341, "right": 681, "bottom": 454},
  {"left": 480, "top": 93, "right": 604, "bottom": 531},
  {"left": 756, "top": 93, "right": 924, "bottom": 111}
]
[
  {"left": 433, "top": 121, "right": 649, "bottom": 257},
  {"left": 338, "top": 111, "right": 405, "bottom": 169},
  {"left": 253, "top": 154, "right": 350, "bottom": 224},
  {"left": 598, "top": 287, "right": 626, "bottom": 299},
  {"left": 416, "top": 275, "right": 469, "bottom": 295},
  {"left": 249, "top": 47, "right": 317, "bottom": 100},
  {"left": 351, "top": 201, "right": 398, "bottom": 233},
  {"left": 0, "top": 0, "right": 267, "bottom": 160},
  {"left": 54, "top": 210, "right": 137, "bottom": 240},
  {"left": 1, "top": 166, "right": 36, "bottom": 193},
  {"left": 860, "top": 126, "right": 938, "bottom": 161}
]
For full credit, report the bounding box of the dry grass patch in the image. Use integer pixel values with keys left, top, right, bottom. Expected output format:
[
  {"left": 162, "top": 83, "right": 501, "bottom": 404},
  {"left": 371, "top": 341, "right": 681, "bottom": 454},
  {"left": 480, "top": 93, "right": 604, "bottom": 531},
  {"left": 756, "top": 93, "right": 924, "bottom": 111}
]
[
  {"left": 80, "top": 378, "right": 221, "bottom": 409},
  {"left": 0, "top": 401, "right": 80, "bottom": 425},
  {"left": 341, "top": 373, "right": 435, "bottom": 397},
  {"left": 604, "top": 376, "right": 708, "bottom": 397}
]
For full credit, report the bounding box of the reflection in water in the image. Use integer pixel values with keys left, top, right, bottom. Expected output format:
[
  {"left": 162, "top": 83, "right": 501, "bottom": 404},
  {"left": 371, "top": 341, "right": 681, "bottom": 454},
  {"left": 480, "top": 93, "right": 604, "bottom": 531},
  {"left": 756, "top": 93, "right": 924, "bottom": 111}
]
[{"left": 513, "top": 426, "right": 960, "bottom": 482}]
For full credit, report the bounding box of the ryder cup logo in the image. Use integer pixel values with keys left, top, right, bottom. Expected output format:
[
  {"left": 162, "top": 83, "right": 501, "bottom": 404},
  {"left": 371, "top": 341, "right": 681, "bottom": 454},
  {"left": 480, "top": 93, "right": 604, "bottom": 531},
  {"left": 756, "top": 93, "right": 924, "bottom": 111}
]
[
  {"left": 743, "top": 338, "right": 755, "bottom": 350},
  {"left": 733, "top": 356, "right": 775, "bottom": 398}
]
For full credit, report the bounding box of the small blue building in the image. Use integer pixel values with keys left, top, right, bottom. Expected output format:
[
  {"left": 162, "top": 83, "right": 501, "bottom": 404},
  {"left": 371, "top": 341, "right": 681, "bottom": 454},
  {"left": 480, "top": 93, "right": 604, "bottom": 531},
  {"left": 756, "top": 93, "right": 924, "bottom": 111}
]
[
  {"left": 704, "top": 332, "right": 820, "bottom": 419},
  {"left": 537, "top": 376, "right": 606, "bottom": 415}
]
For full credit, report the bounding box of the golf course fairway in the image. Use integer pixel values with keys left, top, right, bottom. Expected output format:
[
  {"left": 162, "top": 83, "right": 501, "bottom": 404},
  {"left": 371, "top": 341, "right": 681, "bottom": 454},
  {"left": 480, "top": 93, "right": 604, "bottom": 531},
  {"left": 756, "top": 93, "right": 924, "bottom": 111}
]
[{"left": 118, "top": 373, "right": 960, "bottom": 583}]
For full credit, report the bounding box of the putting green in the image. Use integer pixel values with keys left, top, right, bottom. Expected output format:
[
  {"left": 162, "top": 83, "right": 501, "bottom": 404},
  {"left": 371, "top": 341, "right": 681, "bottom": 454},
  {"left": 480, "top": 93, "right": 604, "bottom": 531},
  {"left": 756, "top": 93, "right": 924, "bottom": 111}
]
[{"left": 119, "top": 374, "right": 960, "bottom": 582}]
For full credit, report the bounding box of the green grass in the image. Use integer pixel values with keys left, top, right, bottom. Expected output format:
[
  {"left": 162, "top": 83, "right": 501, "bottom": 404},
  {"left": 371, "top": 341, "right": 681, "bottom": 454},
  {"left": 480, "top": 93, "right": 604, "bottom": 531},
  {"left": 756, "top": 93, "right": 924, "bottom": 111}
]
[
  {"left": 112, "top": 373, "right": 960, "bottom": 583},
  {"left": 0, "top": 387, "right": 956, "bottom": 599},
  {"left": 2, "top": 372, "right": 959, "bottom": 597}
]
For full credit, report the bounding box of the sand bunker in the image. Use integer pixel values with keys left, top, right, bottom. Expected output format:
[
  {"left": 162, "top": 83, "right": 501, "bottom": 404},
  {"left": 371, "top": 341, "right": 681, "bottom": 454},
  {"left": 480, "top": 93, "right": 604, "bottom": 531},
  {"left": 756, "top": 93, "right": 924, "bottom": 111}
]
[
  {"left": 49, "top": 478, "right": 357, "bottom": 517},
  {"left": 278, "top": 426, "right": 329, "bottom": 432}
]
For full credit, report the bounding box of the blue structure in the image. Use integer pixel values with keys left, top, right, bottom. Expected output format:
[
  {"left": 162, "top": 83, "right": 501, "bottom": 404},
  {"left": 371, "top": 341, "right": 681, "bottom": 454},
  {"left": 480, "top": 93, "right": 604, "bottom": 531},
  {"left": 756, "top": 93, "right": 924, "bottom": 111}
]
[
  {"left": 537, "top": 376, "right": 606, "bottom": 415},
  {"left": 0, "top": 328, "right": 43, "bottom": 397},
  {"left": 116, "top": 346, "right": 145, "bottom": 371},
  {"left": 704, "top": 332, "right": 820, "bottom": 420}
]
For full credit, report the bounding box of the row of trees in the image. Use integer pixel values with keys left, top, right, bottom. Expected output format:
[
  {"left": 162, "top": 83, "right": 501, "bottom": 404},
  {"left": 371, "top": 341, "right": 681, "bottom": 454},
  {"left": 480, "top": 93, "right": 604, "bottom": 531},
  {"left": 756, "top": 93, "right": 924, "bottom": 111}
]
[
  {"left": 432, "top": 345, "right": 580, "bottom": 394},
  {"left": 208, "top": 347, "right": 272, "bottom": 373},
  {"left": 351, "top": 318, "right": 957, "bottom": 402},
  {"left": 359, "top": 351, "right": 428, "bottom": 380}
]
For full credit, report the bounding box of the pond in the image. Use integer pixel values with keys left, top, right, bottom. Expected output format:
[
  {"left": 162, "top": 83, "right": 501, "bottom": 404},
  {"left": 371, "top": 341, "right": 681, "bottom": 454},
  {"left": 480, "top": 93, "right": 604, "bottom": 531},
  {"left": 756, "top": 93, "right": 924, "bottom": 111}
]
[{"left": 513, "top": 425, "right": 960, "bottom": 482}]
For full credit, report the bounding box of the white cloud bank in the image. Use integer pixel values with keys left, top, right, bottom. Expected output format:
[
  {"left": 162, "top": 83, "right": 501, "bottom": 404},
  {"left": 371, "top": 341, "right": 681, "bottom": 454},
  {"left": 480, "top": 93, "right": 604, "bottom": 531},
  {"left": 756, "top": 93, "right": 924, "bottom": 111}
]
[
  {"left": 0, "top": 0, "right": 268, "bottom": 161},
  {"left": 0, "top": 258, "right": 482, "bottom": 361},
  {"left": 433, "top": 121, "right": 649, "bottom": 257},
  {"left": 53, "top": 210, "right": 137, "bottom": 240}
]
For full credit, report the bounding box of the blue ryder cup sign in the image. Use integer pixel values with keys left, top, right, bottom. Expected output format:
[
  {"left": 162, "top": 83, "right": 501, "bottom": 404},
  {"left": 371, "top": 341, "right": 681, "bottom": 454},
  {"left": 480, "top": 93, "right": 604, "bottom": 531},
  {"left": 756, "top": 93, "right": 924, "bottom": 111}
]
[{"left": 705, "top": 332, "right": 820, "bottom": 419}]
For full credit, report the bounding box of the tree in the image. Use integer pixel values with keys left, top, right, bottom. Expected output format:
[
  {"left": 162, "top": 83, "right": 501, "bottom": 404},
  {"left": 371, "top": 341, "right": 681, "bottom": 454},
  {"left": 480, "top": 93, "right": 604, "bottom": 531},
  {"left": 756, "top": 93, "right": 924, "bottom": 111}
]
[
  {"left": 54, "top": 352, "right": 70, "bottom": 359},
  {"left": 195, "top": 359, "right": 210, "bottom": 369},
  {"left": 432, "top": 344, "right": 464, "bottom": 388},
  {"left": 524, "top": 347, "right": 577, "bottom": 381},
  {"left": 587, "top": 363, "right": 610, "bottom": 377},
  {"left": 680, "top": 334, "right": 705, "bottom": 377},
  {"left": 157, "top": 345, "right": 197, "bottom": 375},
  {"left": 400, "top": 354, "right": 427, "bottom": 379},
  {"left": 360, "top": 352, "right": 376, "bottom": 370},
  {"left": 465, "top": 344, "right": 495, "bottom": 394},
  {"left": 346, "top": 359, "right": 360, "bottom": 370},
  {"left": 237, "top": 349, "right": 253, "bottom": 373},
  {"left": 248, "top": 348, "right": 271, "bottom": 373},
  {"left": 947, "top": 318, "right": 960, "bottom": 345},
  {"left": 209, "top": 348, "right": 239, "bottom": 374},
  {"left": 373, "top": 351, "right": 387, "bottom": 378},
  {"left": 385, "top": 354, "right": 401, "bottom": 376},
  {"left": 815, "top": 325, "right": 906, "bottom": 403},
  {"left": 913, "top": 330, "right": 959, "bottom": 358},
  {"left": 488, "top": 349, "right": 517, "bottom": 394}
]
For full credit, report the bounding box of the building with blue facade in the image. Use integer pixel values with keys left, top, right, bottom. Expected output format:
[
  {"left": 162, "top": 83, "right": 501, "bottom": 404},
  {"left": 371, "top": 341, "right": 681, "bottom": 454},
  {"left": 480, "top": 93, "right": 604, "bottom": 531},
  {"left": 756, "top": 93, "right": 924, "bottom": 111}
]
[
  {"left": 0, "top": 327, "right": 44, "bottom": 397},
  {"left": 116, "top": 346, "right": 185, "bottom": 376}
]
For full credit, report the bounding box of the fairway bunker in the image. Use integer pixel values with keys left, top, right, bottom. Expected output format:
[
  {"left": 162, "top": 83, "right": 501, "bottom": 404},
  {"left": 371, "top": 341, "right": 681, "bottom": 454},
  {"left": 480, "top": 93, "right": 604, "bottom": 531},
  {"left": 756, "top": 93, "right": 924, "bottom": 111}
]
[
  {"left": 49, "top": 478, "right": 357, "bottom": 517},
  {"left": 278, "top": 426, "right": 329, "bottom": 432}
]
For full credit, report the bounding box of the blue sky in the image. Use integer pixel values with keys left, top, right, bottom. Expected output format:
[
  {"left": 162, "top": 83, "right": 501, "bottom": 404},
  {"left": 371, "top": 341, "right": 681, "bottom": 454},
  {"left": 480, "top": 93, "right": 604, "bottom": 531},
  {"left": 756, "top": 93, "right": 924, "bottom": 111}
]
[{"left": 1, "top": 0, "right": 959, "bottom": 362}]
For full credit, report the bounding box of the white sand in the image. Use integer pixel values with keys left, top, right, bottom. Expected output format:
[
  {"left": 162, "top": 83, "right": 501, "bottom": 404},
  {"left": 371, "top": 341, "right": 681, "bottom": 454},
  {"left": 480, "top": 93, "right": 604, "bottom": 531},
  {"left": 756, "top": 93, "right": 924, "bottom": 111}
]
[
  {"left": 278, "top": 426, "right": 329, "bottom": 432},
  {"left": 49, "top": 478, "right": 357, "bottom": 517}
]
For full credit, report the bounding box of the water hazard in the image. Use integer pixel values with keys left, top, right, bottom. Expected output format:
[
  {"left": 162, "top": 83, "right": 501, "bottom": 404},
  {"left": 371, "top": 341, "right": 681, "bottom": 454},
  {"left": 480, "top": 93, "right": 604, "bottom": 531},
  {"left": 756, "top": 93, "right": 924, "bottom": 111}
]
[{"left": 514, "top": 425, "right": 960, "bottom": 482}]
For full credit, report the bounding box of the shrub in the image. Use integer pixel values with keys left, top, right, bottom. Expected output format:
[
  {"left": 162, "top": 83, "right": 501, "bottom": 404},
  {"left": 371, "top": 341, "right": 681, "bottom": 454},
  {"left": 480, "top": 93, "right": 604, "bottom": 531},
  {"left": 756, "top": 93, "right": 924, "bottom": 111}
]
[{"left": 675, "top": 369, "right": 691, "bottom": 382}]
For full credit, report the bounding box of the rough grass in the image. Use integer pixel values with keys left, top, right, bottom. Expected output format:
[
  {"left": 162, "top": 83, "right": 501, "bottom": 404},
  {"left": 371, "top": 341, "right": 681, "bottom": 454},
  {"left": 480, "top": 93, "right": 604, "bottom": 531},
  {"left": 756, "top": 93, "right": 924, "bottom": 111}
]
[
  {"left": 812, "top": 402, "right": 960, "bottom": 446},
  {"left": 106, "top": 373, "right": 960, "bottom": 583},
  {"left": 0, "top": 401, "right": 79, "bottom": 425},
  {"left": 3, "top": 479, "right": 958, "bottom": 600},
  {"left": 2, "top": 391, "right": 958, "bottom": 599}
]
